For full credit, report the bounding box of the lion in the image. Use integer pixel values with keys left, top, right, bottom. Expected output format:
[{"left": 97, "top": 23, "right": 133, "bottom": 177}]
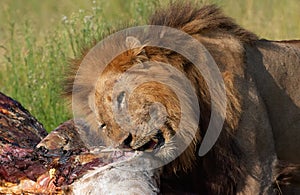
[{"left": 65, "top": 3, "right": 300, "bottom": 194}]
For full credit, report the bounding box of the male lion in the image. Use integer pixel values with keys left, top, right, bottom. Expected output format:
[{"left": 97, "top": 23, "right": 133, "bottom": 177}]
[{"left": 65, "top": 3, "right": 300, "bottom": 194}]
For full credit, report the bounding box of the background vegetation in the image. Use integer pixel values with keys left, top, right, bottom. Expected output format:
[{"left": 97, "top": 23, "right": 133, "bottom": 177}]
[{"left": 0, "top": 0, "right": 299, "bottom": 132}]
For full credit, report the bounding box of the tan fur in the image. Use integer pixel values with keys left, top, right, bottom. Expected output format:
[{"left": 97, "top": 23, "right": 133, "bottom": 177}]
[{"left": 65, "top": 2, "right": 300, "bottom": 194}]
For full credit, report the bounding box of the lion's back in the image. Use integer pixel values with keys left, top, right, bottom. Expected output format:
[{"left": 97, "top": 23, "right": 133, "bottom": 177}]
[{"left": 246, "top": 40, "right": 300, "bottom": 163}]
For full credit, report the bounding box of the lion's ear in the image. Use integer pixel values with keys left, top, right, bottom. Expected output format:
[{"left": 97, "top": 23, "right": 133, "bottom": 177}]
[
  {"left": 126, "top": 36, "right": 142, "bottom": 49},
  {"left": 125, "top": 36, "right": 147, "bottom": 60}
]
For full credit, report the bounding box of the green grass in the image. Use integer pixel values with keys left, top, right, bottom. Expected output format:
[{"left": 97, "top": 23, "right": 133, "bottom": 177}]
[
  {"left": 0, "top": 0, "right": 299, "bottom": 132},
  {"left": 0, "top": 0, "right": 157, "bottom": 132}
]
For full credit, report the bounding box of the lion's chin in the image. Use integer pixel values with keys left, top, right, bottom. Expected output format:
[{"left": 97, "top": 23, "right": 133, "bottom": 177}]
[{"left": 153, "top": 142, "right": 181, "bottom": 163}]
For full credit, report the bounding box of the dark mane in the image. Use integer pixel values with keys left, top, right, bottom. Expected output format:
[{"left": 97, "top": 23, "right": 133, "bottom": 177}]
[
  {"left": 150, "top": 3, "right": 258, "bottom": 43},
  {"left": 149, "top": 3, "right": 252, "bottom": 194}
]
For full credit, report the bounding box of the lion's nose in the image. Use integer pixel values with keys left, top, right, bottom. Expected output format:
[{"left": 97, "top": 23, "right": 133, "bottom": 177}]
[{"left": 122, "top": 133, "right": 133, "bottom": 148}]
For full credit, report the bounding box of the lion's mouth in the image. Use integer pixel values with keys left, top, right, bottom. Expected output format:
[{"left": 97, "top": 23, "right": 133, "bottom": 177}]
[
  {"left": 137, "top": 130, "right": 165, "bottom": 152},
  {"left": 123, "top": 130, "right": 165, "bottom": 152}
]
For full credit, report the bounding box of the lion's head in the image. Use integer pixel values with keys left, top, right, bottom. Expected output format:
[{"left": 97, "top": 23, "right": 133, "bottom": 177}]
[{"left": 89, "top": 37, "right": 201, "bottom": 170}]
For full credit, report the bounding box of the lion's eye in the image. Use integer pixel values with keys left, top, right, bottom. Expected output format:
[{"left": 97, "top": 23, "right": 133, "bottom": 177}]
[
  {"left": 99, "top": 123, "right": 106, "bottom": 130},
  {"left": 117, "top": 91, "right": 126, "bottom": 110}
]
